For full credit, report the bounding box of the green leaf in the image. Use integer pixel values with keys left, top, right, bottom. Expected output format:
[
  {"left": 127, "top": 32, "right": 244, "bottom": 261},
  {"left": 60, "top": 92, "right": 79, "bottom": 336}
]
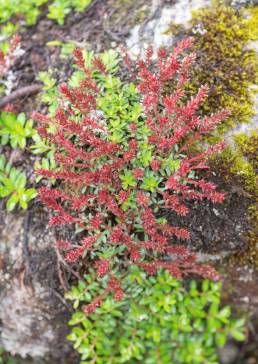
[
  {"left": 141, "top": 174, "right": 159, "bottom": 192},
  {"left": 69, "top": 312, "right": 85, "bottom": 325},
  {"left": 24, "top": 188, "right": 37, "bottom": 200},
  {"left": 15, "top": 173, "right": 26, "bottom": 190},
  {"left": 139, "top": 150, "right": 152, "bottom": 167},
  {"left": 231, "top": 330, "right": 245, "bottom": 341},
  {"left": 120, "top": 171, "right": 137, "bottom": 189},
  {"left": 19, "top": 199, "right": 28, "bottom": 210},
  {"left": 17, "top": 113, "right": 26, "bottom": 126},
  {"left": 6, "top": 194, "right": 18, "bottom": 211},
  {"left": 0, "top": 156, "right": 5, "bottom": 170},
  {"left": 0, "top": 112, "right": 35, "bottom": 149},
  {"left": 215, "top": 332, "right": 227, "bottom": 347},
  {"left": 10, "top": 137, "right": 18, "bottom": 148},
  {"left": 219, "top": 306, "right": 231, "bottom": 321}
]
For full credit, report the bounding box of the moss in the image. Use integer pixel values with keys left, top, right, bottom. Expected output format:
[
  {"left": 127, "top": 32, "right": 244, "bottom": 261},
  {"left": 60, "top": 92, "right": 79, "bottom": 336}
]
[
  {"left": 134, "top": 6, "right": 148, "bottom": 24},
  {"left": 164, "top": 21, "right": 185, "bottom": 36},
  {"left": 231, "top": 131, "right": 258, "bottom": 267},
  {"left": 234, "top": 129, "right": 258, "bottom": 170},
  {"left": 187, "top": 3, "right": 258, "bottom": 140},
  {"left": 231, "top": 203, "right": 258, "bottom": 268},
  {"left": 247, "top": 5, "right": 258, "bottom": 40},
  {"left": 108, "top": 0, "right": 149, "bottom": 28},
  {"left": 215, "top": 148, "right": 257, "bottom": 196},
  {"left": 212, "top": 130, "right": 258, "bottom": 267}
]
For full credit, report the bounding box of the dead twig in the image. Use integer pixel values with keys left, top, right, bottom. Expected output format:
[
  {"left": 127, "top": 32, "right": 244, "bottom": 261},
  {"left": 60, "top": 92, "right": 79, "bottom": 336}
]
[
  {"left": 55, "top": 245, "right": 81, "bottom": 292},
  {"left": 55, "top": 245, "right": 69, "bottom": 292},
  {"left": 48, "top": 287, "right": 73, "bottom": 311},
  {"left": 0, "top": 84, "right": 42, "bottom": 109}
]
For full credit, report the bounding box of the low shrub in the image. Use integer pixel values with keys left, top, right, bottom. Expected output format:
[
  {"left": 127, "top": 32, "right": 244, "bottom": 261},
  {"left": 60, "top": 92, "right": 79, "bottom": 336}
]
[
  {"left": 34, "top": 38, "right": 230, "bottom": 312},
  {"left": 213, "top": 129, "right": 258, "bottom": 268},
  {"left": 67, "top": 267, "right": 245, "bottom": 364}
]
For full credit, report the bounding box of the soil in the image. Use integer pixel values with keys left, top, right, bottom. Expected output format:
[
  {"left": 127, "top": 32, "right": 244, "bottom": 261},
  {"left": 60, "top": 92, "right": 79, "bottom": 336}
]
[
  {"left": 166, "top": 172, "right": 252, "bottom": 254},
  {"left": 0, "top": 0, "right": 257, "bottom": 363}
]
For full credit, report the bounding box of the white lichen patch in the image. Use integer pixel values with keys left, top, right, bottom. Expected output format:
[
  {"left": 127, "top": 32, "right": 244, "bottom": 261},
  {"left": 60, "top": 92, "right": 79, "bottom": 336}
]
[
  {"left": 0, "top": 280, "right": 55, "bottom": 357},
  {"left": 126, "top": 0, "right": 210, "bottom": 56}
]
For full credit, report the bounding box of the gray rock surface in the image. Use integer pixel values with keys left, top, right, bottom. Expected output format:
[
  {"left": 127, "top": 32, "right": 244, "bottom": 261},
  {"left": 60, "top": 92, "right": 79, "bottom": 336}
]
[{"left": 0, "top": 209, "right": 75, "bottom": 363}]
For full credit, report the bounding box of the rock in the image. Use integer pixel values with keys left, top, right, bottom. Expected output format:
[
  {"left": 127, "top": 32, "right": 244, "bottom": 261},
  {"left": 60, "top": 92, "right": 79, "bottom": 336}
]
[
  {"left": 0, "top": 209, "right": 76, "bottom": 363},
  {"left": 126, "top": 0, "right": 211, "bottom": 56},
  {"left": 0, "top": 280, "right": 56, "bottom": 358}
]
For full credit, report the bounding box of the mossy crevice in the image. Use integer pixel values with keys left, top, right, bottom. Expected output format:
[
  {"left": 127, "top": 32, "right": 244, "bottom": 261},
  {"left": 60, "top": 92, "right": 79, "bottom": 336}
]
[
  {"left": 166, "top": 2, "right": 258, "bottom": 266},
  {"left": 212, "top": 129, "right": 258, "bottom": 267}
]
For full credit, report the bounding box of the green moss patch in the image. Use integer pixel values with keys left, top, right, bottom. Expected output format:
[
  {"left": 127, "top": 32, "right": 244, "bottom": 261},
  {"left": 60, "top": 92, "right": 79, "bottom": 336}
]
[{"left": 188, "top": 4, "right": 258, "bottom": 140}]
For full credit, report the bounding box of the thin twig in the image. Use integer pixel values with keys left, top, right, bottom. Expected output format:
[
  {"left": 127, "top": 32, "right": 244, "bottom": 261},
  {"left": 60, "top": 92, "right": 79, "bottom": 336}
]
[
  {"left": 55, "top": 245, "right": 81, "bottom": 292},
  {"left": 48, "top": 287, "right": 73, "bottom": 311},
  {"left": 55, "top": 245, "right": 69, "bottom": 292},
  {"left": 0, "top": 84, "right": 42, "bottom": 109}
]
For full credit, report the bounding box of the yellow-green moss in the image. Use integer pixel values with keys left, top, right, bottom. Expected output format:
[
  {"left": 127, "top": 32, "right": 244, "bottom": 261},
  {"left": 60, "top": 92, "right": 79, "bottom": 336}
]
[
  {"left": 188, "top": 3, "right": 258, "bottom": 140},
  {"left": 108, "top": 0, "right": 149, "bottom": 28},
  {"left": 232, "top": 203, "right": 258, "bottom": 268},
  {"left": 247, "top": 5, "right": 258, "bottom": 40},
  {"left": 234, "top": 129, "right": 258, "bottom": 170},
  {"left": 233, "top": 130, "right": 258, "bottom": 267},
  {"left": 215, "top": 151, "right": 257, "bottom": 196},
  {"left": 212, "top": 130, "right": 257, "bottom": 200},
  {"left": 164, "top": 21, "right": 185, "bottom": 36},
  {"left": 213, "top": 130, "right": 258, "bottom": 267}
]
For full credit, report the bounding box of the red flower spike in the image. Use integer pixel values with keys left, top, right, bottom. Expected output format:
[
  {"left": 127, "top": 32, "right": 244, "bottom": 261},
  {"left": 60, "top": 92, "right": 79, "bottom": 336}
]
[
  {"left": 157, "top": 47, "right": 167, "bottom": 59},
  {"left": 65, "top": 247, "right": 85, "bottom": 263},
  {"left": 81, "top": 236, "right": 97, "bottom": 250},
  {"left": 95, "top": 259, "right": 110, "bottom": 277},
  {"left": 133, "top": 168, "right": 144, "bottom": 179},
  {"left": 118, "top": 190, "right": 130, "bottom": 203},
  {"left": 3, "top": 104, "right": 16, "bottom": 113},
  {"left": 84, "top": 302, "right": 98, "bottom": 315},
  {"left": 110, "top": 227, "right": 124, "bottom": 244},
  {"left": 90, "top": 213, "right": 102, "bottom": 230},
  {"left": 92, "top": 56, "right": 107, "bottom": 74},
  {"left": 136, "top": 192, "right": 149, "bottom": 207},
  {"left": 114, "top": 289, "right": 124, "bottom": 301},
  {"left": 130, "top": 246, "right": 141, "bottom": 262},
  {"left": 150, "top": 159, "right": 161, "bottom": 171}
]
